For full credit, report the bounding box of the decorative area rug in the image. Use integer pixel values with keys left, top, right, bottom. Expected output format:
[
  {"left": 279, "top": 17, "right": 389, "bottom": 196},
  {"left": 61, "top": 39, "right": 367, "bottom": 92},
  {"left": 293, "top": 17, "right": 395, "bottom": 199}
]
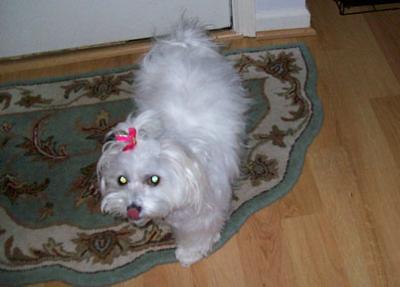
[{"left": 0, "top": 43, "right": 322, "bottom": 286}]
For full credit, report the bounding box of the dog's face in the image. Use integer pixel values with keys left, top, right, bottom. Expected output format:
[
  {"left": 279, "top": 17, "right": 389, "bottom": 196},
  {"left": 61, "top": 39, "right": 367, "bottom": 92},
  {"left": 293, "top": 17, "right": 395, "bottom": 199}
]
[
  {"left": 97, "top": 111, "right": 206, "bottom": 224},
  {"left": 98, "top": 140, "right": 171, "bottom": 224}
]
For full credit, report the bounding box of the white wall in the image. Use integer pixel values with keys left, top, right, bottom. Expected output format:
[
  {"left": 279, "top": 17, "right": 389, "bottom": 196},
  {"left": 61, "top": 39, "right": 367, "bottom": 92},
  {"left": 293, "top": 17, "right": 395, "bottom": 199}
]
[
  {"left": 255, "top": 0, "right": 310, "bottom": 31},
  {"left": 0, "top": 0, "right": 230, "bottom": 58},
  {"left": 0, "top": 0, "right": 310, "bottom": 58}
]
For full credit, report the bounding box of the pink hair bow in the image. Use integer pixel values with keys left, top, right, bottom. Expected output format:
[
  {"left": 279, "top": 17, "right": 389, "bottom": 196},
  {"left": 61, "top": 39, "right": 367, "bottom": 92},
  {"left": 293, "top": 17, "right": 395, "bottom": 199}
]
[{"left": 115, "top": 128, "right": 137, "bottom": 152}]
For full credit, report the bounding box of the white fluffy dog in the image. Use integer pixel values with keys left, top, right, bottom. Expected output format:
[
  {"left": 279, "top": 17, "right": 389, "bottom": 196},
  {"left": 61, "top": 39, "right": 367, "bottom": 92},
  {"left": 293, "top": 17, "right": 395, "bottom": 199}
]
[{"left": 97, "top": 20, "right": 248, "bottom": 266}]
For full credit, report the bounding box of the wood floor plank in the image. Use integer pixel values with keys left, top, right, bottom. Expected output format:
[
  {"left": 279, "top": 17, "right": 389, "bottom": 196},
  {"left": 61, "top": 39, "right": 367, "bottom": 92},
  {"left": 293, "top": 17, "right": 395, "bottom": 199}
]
[
  {"left": 366, "top": 11, "right": 400, "bottom": 83},
  {"left": 309, "top": 147, "right": 386, "bottom": 287},
  {"left": 307, "top": 0, "right": 378, "bottom": 51},
  {"left": 370, "top": 96, "right": 400, "bottom": 168},
  {"left": 356, "top": 166, "right": 400, "bottom": 286},
  {"left": 191, "top": 237, "right": 247, "bottom": 287},
  {"left": 282, "top": 213, "right": 352, "bottom": 287},
  {"left": 278, "top": 161, "right": 322, "bottom": 218},
  {"left": 236, "top": 205, "right": 295, "bottom": 287},
  {"left": 142, "top": 263, "right": 194, "bottom": 287}
]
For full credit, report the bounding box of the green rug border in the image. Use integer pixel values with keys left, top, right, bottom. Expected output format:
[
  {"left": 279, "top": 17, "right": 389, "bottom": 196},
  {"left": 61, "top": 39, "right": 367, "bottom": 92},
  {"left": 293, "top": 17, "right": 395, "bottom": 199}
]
[{"left": 0, "top": 43, "right": 323, "bottom": 286}]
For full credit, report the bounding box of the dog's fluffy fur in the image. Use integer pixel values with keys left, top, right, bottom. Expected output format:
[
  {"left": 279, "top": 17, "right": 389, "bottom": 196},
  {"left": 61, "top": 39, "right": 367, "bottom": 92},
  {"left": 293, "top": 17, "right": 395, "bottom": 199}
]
[{"left": 97, "top": 20, "right": 248, "bottom": 266}]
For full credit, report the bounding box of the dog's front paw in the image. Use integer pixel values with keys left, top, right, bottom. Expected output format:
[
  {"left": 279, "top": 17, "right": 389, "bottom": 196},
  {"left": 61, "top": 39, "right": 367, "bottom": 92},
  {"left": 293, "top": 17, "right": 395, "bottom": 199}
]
[
  {"left": 212, "top": 232, "right": 221, "bottom": 244},
  {"left": 175, "top": 246, "right": 205, "bottom": 267},
  {"left": 175, "top": 232, "right": 221, "bottom": 266}
]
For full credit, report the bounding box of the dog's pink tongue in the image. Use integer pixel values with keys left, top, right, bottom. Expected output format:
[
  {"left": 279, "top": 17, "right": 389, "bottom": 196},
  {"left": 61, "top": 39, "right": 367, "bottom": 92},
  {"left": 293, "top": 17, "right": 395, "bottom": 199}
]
[{"left": 127, "top": 208, "right": 140, "bottom": 220}]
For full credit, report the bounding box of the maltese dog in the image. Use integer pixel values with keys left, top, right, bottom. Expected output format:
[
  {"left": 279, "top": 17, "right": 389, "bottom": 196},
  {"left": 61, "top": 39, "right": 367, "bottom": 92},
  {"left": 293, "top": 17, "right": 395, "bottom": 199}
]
[{"left": 97, "top": 19, "right": 248, "bottom": 266}]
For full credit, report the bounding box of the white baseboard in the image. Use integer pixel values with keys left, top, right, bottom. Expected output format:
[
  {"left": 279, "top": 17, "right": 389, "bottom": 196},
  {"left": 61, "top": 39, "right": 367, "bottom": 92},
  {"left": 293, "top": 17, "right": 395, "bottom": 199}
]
[{"left": 256, "top": 7, "right": 310, "bottom": 31}]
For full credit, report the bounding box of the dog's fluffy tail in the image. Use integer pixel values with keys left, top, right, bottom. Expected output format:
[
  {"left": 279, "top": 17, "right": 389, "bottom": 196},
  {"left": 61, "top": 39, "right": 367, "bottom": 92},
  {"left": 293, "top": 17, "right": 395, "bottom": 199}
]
[{"left": 159, "top": 18, "right": 217, "bottom": 50}]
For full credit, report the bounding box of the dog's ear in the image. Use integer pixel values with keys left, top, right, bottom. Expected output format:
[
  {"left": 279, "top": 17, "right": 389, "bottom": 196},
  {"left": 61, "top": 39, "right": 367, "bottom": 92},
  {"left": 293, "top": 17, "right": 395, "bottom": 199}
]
[{"left": 160, "top": 140, "right": 209, "bottom": 213}]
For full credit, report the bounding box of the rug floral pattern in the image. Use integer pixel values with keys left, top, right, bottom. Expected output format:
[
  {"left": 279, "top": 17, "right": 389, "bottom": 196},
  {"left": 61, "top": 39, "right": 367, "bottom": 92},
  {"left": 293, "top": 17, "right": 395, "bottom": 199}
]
[{"left": 0, "top": 45, "right": 320, "bottom": 285}]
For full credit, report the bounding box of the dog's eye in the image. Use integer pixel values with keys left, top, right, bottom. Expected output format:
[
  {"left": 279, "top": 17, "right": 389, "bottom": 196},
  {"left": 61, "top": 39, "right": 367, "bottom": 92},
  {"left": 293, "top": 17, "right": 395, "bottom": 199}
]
[
  {"left": 118, "top": 175, "right": 128, "bottom": 186},
  {"left": 146, "top": 175, "right": 160, "bottom": 186}
]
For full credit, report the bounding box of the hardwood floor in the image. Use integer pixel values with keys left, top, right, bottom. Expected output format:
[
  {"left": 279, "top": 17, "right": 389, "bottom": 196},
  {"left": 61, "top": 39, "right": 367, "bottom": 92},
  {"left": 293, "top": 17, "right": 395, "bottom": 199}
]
[{"left": 2, "top": 0, "right": 400, "bottom": 286}]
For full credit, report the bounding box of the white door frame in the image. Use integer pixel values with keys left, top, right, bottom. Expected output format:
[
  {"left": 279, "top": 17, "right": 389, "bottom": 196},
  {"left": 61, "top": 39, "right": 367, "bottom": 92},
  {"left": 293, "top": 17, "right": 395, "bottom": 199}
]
[{"left": 231, "top": 0, "right": 256, "bottom": 36}]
